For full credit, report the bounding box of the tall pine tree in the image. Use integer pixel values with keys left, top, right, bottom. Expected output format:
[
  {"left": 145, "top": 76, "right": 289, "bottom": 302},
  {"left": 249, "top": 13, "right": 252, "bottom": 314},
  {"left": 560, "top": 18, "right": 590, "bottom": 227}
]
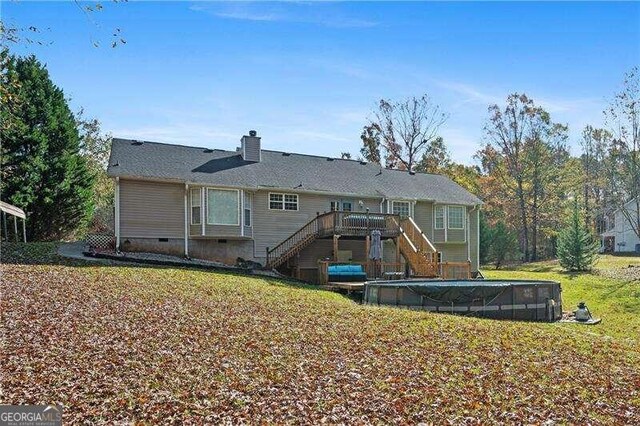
[
  {"left": 1, "top": 51, "right": 94, "bottom": 240},
  {"left": 557, "top": 198, "right": 599, "bottom": 272}
]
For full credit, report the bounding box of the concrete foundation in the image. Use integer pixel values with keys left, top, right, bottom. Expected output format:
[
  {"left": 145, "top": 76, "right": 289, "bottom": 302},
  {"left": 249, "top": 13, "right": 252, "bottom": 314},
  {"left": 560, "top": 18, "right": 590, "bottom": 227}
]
[{"left": 120, "top": 237, "right": 255, "bottom": 266}]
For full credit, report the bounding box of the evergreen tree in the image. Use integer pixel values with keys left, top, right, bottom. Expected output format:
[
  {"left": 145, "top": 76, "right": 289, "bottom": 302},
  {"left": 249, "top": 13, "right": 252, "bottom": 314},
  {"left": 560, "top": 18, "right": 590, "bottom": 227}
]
[
  {"left": 0, "top": 52, "right": 95, "bottom": 240},
  {"left": 488, "top": 221, "right": 520, "bottom": 269},
  {"left": 557, "top": 198, "right": 599, "bottom": 272},
  {"left": 479, "top": 211, "right": 492, "bottom": 265}
]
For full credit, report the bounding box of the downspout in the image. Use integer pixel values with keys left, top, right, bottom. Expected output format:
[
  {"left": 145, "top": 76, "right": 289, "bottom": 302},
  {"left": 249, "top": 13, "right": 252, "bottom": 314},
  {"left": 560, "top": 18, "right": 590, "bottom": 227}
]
[
  {"left": 444, "top": 206, "right": 448, "bottom": 243},
  {"left": 379, "top": 198, "right": 385, "bottom": 213},
  {"left": 184, "top": 183, "right": 189, "bottom": 258},
  {"left": 201, "top": 188, "right": 205, "bottom": 236},
  {"left": 477, "top": 205, "right": 481, "bottom": 271},
  {"left": 115, "top": 177, "right": 120, "bottom": 251},
  {"left": 467, "top": 207, "right": 471, "bottom": 261},
  {"left": 240, "top": 190, "right": 244, "bottom": 237}
]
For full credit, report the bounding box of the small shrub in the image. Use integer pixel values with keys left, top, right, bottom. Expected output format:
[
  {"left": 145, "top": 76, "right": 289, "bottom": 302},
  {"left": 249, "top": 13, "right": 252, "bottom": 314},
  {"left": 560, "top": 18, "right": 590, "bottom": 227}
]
[{"left": 557, "top": 199, "right": 599, "bottom": 271}]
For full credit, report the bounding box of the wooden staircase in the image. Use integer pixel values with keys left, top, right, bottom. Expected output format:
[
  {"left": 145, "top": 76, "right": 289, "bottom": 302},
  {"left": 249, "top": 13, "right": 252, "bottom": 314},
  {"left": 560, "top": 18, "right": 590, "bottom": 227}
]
[
  {"left": 398, "top": 217, "right": 439, "bottom": 277},
  {"left": 266, "top": 211, "right": 403, "bottom": 269},
  {"left": 266, "top": 215, "right": 321, "bottom": 269}
]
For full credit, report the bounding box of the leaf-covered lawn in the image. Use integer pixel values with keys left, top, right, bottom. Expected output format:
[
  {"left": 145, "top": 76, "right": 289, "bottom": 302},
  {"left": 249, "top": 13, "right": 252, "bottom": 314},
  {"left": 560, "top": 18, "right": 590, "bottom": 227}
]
[
  {"left": 485, "top": 255, "right": 640, "bottom": 341},
  {"left": 2, "top": 245, "right": 639, "bottom": 424}
]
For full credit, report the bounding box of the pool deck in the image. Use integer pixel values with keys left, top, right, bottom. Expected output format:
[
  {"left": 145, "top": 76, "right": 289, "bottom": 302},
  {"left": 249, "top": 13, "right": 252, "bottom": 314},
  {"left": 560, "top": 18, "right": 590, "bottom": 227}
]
[{"left": 319, "top": 282, "right": 366, "bottom": 293}]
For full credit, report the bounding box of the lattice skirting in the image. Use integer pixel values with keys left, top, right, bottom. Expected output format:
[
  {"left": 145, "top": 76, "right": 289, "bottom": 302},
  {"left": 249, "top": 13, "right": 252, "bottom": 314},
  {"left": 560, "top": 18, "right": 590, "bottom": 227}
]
[{"left": 86, "top": 233, "right": 115, "bottom": 250}]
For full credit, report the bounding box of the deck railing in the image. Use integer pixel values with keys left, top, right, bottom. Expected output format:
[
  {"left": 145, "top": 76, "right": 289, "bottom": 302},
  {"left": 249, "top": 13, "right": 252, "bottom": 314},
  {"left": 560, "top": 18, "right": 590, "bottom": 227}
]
[
  {"left": 268, "top": 211, "right": 472, "bottom": 281},
  {"left": 267, "top": 211, "right": 402, "bottom": 268},
  {"left": 318, "top": 211, "right": 401, "bottom": 238},
  {"left": 441, "top": 261, "right": 472, "bottom": 279}
]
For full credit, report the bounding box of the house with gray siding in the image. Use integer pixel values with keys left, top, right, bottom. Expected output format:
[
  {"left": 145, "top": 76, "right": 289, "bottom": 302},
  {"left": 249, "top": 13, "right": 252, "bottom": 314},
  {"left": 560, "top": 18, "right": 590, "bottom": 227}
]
[{"left": 107, "top": 131, "right": 483, "bottom": 283}]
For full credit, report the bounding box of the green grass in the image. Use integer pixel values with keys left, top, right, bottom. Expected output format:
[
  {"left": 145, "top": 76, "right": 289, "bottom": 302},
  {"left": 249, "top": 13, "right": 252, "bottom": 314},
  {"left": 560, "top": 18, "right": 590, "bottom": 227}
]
[
  {"left": 483, "top": 255, "right": 640, "bottom": 341},
  {"left": 2, "top": 243, "right": 639, "bottom": 423}
]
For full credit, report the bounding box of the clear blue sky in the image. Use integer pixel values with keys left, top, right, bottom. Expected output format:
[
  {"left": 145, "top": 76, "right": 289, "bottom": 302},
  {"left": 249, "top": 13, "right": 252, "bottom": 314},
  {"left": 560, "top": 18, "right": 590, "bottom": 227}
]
[{"left": 3, "top": 1, "right": 639, "bottom": 164}]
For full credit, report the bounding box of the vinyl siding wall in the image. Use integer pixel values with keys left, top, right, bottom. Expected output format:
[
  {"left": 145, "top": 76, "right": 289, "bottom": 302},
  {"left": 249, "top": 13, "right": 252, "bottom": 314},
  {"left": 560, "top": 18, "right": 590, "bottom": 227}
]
[
  {"left": 118, "top": 178, "right": 479, "bottom": 270},
  {"left": 119, "top": 179, "right": 184, "bottom": 238},
  {"left": 413, "top": 201, "right": 434, "bottom": 239}
]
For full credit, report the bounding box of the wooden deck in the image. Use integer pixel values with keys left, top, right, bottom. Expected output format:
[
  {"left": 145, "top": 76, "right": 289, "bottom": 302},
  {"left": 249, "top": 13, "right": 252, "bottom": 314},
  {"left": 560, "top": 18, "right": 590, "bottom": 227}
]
[
  {"left": 318, "top": 281, "right": 366, "bottom": 293},
  {"left": 266, "top": 211, "right": 402, "bottom": 268}
]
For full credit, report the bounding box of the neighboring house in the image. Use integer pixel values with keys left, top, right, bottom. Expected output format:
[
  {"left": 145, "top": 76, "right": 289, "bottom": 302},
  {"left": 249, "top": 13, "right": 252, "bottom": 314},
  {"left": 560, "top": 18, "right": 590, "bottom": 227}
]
[
  {"left": 107, "top": 132, "right": 483, "bottom": 283},
  {"left": 600, "top": 199, "right": 640, "bottom": 253}
]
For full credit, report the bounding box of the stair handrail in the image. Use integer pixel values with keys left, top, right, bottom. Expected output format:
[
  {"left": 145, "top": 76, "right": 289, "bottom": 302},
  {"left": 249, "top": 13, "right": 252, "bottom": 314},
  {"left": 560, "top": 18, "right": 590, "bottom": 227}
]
[
  {"left": 399, "top": 217, "right": 437, "bottom": 254},
  {"left": 406, "top": 216, "right": 437, "bottom": 253},
  {"left": 266, "top": 212, "right": 334, "bottom": 267},
  {"left": 400, "top": 231, "right": 419, "bottom": 253}
]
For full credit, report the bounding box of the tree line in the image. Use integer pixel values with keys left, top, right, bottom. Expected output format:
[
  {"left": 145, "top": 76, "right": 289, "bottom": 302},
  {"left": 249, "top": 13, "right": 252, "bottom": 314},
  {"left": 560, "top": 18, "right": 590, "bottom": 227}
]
[
  {"left": 351, "top": 67, "right": 639, "bottom": 266},
  {"left": 1, "top": 46, "right": 637, "bottom": 268},
  {"left": 1, "top": 50, "right": 113, "bottom": 241}
]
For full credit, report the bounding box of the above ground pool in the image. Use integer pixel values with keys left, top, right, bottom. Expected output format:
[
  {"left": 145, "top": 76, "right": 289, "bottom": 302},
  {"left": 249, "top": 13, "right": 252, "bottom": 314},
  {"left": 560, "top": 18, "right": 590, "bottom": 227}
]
[{"left": 363, "top": 279, "right": 562, "bottom": 322}]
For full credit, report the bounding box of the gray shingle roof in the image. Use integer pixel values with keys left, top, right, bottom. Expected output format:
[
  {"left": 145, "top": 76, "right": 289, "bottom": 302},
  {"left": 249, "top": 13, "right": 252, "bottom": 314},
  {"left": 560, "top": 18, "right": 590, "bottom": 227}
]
[{"left": 107, "top": 138, "right": 482, "bottom": 205}]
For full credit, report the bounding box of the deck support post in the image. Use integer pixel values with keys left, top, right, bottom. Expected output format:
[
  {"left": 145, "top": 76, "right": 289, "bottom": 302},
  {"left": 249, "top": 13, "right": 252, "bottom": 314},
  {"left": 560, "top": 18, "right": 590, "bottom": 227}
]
[
  {"left": 13, "top": 215, "right": 18, "bottom": 242},
  {"left": 333, "top": 235, "right": 340, "bottom": 261},
  {"left": 22, "top": 218, "right": 26, "bottom": 242},
  {"left": 365, "top": 235, "right": 370, "bottom": 258},
  {"left": 365, "top": 235, "right": 371, "bottom": 277},
  {"left": 395, "top": 236, "right": 401, "bottom": 266}
]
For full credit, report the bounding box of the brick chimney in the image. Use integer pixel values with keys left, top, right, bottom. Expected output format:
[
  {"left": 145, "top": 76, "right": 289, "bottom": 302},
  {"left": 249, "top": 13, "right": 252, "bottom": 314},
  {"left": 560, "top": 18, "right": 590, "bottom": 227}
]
[{"left": 241, "top": 130, "right": 261, "bottom": 162}]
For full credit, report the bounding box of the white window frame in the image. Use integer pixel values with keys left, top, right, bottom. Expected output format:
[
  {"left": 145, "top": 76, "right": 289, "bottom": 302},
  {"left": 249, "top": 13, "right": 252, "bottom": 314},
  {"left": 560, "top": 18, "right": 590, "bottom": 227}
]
[
  {"left": 206, "top": 188, "right": 240, "bottom": 226},
  {"left": 330, "top": 200, "right": 353, "bottom": 212},
  {"left": 243, "top": 192, "right": 252, "bottom": 227},
  {"left": 434, "top": 205, "right": 445, "bottom": 230},
  {"left": 392, "top": 200, "right": 411, "bottom": 218},
  {"left": 269, "top": 192, "right": 299, "bottom": 211},
  {"left": 190, "top": 188, "right": 202, "bottom": 225},
  {"left": 448, "top": 205, "right": 465, "bottom": 230}
]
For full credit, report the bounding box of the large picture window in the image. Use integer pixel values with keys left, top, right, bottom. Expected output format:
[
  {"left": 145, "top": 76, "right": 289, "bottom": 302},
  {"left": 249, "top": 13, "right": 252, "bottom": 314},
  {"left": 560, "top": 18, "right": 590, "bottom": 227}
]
[
  {"left": 190, "top": 188, "right": 201, "bottom": 225},
  {"left": 207, "top": 188, "right": 239, "bottom": 225},
  {"left": 392, "top": 201, "right": 410, "bottom": 218},
  {"left": 448, "top": 206, "right": 465, "bottom": 229},
  {"left": 435, "top": 205, "right": 445, "bottom": 229},
  {"left": 269, "top": 193, "right": 298, "bottom": 211}
]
